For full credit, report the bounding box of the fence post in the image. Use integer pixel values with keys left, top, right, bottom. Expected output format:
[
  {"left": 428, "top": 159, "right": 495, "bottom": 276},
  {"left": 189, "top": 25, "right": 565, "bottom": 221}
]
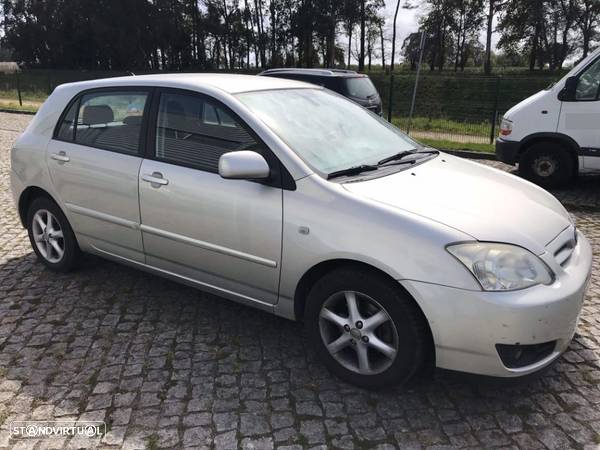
[
  {"left": 387, "top": 73, "right": 394, "bottom": 123},
  {"left": 16, "top": 73, "right": 22, "bottom": 107},
  {"left": 407, "top": 31, "right": 426, "bottom": 135},
  {"left": 489, "top": 76, "right": 500, "bottom": 144}
]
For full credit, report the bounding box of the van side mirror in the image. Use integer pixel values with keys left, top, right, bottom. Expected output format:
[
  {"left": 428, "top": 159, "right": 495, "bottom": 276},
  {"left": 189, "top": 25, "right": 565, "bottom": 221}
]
[
  {"left": 218, "top": 151, "right": 270, "bottom": 180},
  {"left": 560, "top": 76, "right": 578, "bottom": 101}
]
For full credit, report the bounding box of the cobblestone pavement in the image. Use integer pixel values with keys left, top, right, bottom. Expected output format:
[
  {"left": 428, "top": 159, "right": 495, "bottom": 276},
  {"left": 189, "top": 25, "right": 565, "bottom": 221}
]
[{"left": 1, "top": 112, "right": 600, "bottom": 449}]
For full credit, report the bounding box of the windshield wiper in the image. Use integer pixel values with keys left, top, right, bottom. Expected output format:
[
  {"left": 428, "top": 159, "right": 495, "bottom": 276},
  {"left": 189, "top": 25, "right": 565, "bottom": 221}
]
[
  {"left": 377, "top": 149, "right": 439, "bottom": 166},
  {"left": 327, "top": 164, "right": 379, "bottom": 180}
]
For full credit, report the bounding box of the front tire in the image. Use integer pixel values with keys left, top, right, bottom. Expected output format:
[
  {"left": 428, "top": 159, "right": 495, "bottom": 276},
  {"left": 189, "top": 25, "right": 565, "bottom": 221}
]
[
  {"left": 26, "top": 197, "right": 80, "bottom": 272},
  {"left": 304, "top": 268, "right": 428, "bottom": 389},
  {"left": 519, "top": 142, "right": 574, "bottom": 188}
]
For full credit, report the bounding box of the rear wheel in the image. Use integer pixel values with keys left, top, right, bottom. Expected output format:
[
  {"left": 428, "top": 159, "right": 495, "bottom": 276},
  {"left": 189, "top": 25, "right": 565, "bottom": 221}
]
[
  {"left": 26, "top": 197, "right": 80, "bottom": 272},
  {"left": 519, "top": 142, "right": 574, "bottom": 188},
  {"left": 304, "top": 268, "right": 427, "bottom": 389}
]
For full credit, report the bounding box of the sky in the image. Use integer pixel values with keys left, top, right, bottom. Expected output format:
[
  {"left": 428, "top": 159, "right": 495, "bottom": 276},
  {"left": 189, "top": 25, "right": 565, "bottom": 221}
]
[{"left": 350, "top": 1, "right": 500, "bottom": 65}]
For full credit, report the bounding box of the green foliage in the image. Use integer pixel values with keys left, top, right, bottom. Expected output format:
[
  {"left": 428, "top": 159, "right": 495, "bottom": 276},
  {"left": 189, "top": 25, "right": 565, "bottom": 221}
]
[
  {"left": 417, "top": 137, "right": 495, "bottom": 153},
  {"left": 371, "top": 73, "right": 559, "bottom": 123}
]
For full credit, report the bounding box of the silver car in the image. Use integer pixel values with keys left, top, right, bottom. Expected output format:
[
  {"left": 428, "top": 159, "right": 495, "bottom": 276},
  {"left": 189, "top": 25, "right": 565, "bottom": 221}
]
[{"left": 11, "top": 74, "right": 592, "bottom": 388}]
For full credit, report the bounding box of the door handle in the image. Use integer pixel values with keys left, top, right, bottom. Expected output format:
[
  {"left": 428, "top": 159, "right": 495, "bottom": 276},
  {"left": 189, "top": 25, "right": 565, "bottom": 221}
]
[
  {"left": 50, "top": 152, "right": 70, "bottom": 163},
  {"left": 142, "top": 172, "right": 169, "bottom": 187}
]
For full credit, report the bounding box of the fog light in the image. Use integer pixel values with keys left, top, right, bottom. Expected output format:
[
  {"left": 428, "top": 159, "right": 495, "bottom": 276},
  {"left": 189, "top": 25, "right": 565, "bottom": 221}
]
[{"left": 496, "top": 341, "right": 556, "bottom": 369}]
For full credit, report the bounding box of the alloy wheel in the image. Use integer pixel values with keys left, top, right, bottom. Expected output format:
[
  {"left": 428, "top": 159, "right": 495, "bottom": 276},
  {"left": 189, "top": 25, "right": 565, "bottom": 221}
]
[
  {"left": 318, "top": 290, "right": 399, "bottom": 375},
  {"left": 32, "top": 209, "right": 65, "bottom": 263}
]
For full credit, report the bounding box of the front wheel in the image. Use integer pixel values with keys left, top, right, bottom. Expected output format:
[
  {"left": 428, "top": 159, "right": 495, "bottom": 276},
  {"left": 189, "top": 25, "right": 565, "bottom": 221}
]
[
  {"left": 304, "top": 268, "right": 428, "bottom": 389},
  {"left": 26, "top": 197, "right": 80, "bottom": 272},
  {"left": 519, "top": 143, "right": 574, "bottom": 188}
]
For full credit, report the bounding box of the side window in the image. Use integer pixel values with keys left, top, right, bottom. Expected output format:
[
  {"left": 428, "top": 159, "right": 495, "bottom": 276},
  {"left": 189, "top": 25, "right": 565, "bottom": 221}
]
[
  {"left": 74, "top": 91, "right": 148, "bottom": 154},
  {"left": 576, "top": 58, "right": 600, "bottom": 101},
  {"left": 56, "top": 101, "right": 78, "bottom": 141},
  {"left": 155, "top": 92, "right": 257, "bottom": 172}
]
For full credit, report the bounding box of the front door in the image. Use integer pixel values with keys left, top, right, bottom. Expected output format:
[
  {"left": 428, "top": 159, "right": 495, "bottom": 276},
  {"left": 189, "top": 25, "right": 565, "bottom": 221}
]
[
  {"left": 47, "top": 89, "right": 151, "bottom": 262},
  {"left": 557, "top": 56, "right": 600, "bottom": 170},
  {"left": 138, "top": 90, "right": 283, "bottom": 305}
]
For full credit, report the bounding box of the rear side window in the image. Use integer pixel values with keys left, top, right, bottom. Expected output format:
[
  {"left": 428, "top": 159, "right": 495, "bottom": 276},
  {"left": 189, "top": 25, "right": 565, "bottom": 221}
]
[
  {"left": 55, "top": 91, "right": 149, "bottom": 155},
  {"left": 155, "top": 92, "right": 257, "bottom": 172},
  {"left": 343, "top": 77, "right": 378, "bottom": 99},
  {"left": 56, "top": 101, "right": 78, "bottom": 141},
  {"left": 76, "top": 92, "right": 148, "bottom": 154}
]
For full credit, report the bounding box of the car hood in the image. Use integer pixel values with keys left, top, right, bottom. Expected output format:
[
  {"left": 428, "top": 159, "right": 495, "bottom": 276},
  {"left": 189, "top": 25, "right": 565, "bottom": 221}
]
[{"left": 342, "top": 153, "right": 571, "bottom": 255}]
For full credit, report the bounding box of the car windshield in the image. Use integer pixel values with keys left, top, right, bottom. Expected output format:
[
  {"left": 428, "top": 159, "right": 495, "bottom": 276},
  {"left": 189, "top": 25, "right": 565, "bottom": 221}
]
[
  {"left": 236, "top": 89, "right": 418, "bottom": 175},
  {"left": 343, "top": 77, "right": 378, "bottom": 99}
]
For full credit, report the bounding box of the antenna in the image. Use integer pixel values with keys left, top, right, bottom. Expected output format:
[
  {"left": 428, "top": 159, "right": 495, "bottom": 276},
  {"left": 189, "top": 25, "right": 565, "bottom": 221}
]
[{"left": 129, "top": 72, "right": 136, "bottom": 76}]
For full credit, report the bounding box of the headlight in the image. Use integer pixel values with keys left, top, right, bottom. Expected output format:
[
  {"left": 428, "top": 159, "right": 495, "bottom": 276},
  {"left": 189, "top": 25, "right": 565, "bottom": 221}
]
[
  {"left": 499, "top": 118, "right": 513, "bottom": 136},
  {"left": 447, "top": 242, "right": 554, "bottom": 291}
]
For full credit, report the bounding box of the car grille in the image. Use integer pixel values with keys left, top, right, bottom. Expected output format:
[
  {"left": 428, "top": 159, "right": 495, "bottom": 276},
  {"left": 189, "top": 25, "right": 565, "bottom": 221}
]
[{"left": 547, "top": 225, "right": 577, "bottom": 268}]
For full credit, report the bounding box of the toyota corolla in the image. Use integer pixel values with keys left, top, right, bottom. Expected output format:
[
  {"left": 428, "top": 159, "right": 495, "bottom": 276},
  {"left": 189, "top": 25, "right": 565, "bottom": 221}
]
[{"left": 10, "top": 74, "right": 592, "bottom": 388}]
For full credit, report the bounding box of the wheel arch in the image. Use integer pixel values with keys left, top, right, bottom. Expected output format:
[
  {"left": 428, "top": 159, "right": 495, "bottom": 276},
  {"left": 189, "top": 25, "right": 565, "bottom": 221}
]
[
  {"left": 518, "top": 132, "right": 580, "bottom": 171},
  {"left": 293, "top": 258, "right": 436, "bottom": 372},
  {"left": 17, "top": 186, "right": 59, "bottom": 227}
]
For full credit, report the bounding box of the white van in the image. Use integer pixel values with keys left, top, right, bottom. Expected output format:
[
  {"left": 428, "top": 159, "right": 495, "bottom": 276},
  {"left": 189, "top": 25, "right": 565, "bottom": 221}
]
[{"left": 496, "top": 48, "right": 600, "bottom": 187}]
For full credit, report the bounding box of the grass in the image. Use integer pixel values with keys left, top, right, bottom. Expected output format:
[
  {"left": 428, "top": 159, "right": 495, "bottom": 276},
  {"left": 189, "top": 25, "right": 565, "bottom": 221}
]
[
  {"left": 392, "top": 116, "right": 491, "bottom": 138},
  {"left": 417, "top": 137, "right": 495, "bottom": 154},
  {"left": 0, "top": 101, "right": 39, "bottom": 113},
  {"left": 0, "top": 95, "right": 496, "bottom": 154}
]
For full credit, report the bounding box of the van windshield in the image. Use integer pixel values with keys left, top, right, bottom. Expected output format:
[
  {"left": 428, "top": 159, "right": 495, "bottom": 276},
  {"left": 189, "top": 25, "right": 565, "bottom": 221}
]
[
  {"left": 343, "top": 77, "right": 378, "bottom": 99},
  {"left": 237, "top": 88, "right": 418, "bottom": 175}
]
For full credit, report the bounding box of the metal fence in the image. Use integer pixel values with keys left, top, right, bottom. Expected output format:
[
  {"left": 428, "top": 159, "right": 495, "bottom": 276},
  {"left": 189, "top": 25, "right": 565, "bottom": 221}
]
[
  {"left": 370, "top": 73, "right": 558, "bottom": 148},
  {"left": 0, "top": 69, "right": 561, "bottom": 150}
]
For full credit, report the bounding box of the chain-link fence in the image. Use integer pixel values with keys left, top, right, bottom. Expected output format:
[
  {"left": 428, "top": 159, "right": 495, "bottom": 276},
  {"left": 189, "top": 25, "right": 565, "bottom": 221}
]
[
  {"left": 0, "top": 69, "right": 561, "bottom": 152},
  {"left": 370, "top": 73, "right": 559, "bottom": 150}
]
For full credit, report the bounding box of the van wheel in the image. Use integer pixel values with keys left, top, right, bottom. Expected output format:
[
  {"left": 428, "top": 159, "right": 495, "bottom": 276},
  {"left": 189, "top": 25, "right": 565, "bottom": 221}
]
[
  {"left": 304, "top": 268, "right": 427, "bottom": 389},
  {"left": 519, "top": 142, "right": 574, "bottom": 188},
  {"left": 26, "top": 197, "right": 80, "bottom": 272}
]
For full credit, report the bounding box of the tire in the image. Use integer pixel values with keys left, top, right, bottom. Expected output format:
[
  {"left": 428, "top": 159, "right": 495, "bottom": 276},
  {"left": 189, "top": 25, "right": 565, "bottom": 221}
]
[
  {"left": 26, "top": 196, "right": 80, "bottom": 272},
  {"left": 519, "top": 142, "right": 574, "bottom": 188},
  {"left": 304, "top": 267, "right": 428, "bottom": 389}
]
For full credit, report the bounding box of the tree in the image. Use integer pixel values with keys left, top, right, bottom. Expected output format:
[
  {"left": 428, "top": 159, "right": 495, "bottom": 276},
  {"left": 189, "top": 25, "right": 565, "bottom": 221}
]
[{"left": 575, "top": 0, "right": 600, "bottom": 59}]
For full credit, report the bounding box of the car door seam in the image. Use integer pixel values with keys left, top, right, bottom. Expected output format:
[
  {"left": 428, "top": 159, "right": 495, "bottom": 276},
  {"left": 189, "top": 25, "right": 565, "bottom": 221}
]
[{"left": 139, "top": 224, "right": 278, "bottom": 268}]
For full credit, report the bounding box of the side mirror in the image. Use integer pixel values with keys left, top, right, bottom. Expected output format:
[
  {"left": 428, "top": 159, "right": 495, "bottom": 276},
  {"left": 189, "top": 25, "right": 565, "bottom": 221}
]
[
  {"left": 560, "top": 76, "right": 578, "bottom": 101},
  {"left": 218, "top": 151, "right": 270, "bottom": 180}
]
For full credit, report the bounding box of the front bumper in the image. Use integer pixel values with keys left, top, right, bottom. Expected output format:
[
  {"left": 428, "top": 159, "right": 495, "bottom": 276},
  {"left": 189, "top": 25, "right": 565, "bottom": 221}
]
[
  {"left": 495, "top": 138, "right": 521, "bottom": 165},
  {"left": 403, "top": 229, "right": 592, "bottom": 377}
]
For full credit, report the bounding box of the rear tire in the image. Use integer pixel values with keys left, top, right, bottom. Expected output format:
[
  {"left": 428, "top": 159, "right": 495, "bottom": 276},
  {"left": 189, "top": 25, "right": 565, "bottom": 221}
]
[
  {"left": 519, "top": 142, "right": 574, "bottom": 188},
  {"left": 26, "top": 197, "right": 80, "bottom": 272},
  {"left": 304, "top": 267, "right": 427, "bottom": 389}
]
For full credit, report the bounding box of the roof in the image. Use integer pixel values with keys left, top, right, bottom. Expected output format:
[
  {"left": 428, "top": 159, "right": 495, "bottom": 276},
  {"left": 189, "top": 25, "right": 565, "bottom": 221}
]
[
  {"left": 57, "top": 73, "right": 317, "bottom": 95},
  {"left": 259, "top": 68, "right": 364, "bottom": 78}
]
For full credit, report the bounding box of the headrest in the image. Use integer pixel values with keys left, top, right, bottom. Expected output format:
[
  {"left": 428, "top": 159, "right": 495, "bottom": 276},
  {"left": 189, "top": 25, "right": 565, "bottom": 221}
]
[
  {"left": 82, "top": 105, "right": 114, "bottom": 125},
  {"left": 123, "top": 115, "right": 143, "bottom": 126}
]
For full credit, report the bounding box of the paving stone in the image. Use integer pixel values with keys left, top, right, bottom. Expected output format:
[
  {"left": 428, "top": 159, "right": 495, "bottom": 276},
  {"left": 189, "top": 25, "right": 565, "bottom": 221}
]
[{"left": 0, "top": 117, "right": 600, "bottom": 449}]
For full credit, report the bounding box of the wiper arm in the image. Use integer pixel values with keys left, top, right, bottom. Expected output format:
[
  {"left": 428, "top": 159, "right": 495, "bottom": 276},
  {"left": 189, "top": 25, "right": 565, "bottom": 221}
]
[
  {"left": 327, "top": 164, "right": 379, "bottom": 180},
  {"left": 377, "top": 149, "right": 439, "bottom": 165},
  {"left": 377, "top": 150, "right": 416, "bottom": 165}
]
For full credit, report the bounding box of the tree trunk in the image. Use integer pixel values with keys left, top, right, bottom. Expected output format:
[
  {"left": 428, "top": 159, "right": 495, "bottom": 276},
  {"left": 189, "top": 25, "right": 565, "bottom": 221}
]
[
  {"left": 347, "top": 25, "right": 352, "bottom": 68},
  {"left": 390, "top": 0, "right": 401, "bottom": 72},
  {"left": 379, "top": 22, "right": 385, "bottom": 72},
  {"left": 270, "top": 0, "right": 276, "bottom": 66},
  {"left": 367, "top": 35, "right": 372, "bottom": 70},
  {"left": 484, "top": 0, "right": 494, "bottom": 75},
  {"left": 358, "top": 0, "right": 365, "bottom": 71}
]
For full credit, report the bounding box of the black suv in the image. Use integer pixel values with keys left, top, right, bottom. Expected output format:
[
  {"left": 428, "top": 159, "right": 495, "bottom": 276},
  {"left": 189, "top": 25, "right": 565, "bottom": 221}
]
[{"left": 258, "top": 68, "right": 383, "bottom": 116}]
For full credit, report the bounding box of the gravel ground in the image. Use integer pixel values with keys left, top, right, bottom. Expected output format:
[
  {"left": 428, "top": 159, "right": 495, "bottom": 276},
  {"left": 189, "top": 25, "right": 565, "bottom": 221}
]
[{"left": 1, "top": 111, "right": 600, "bottom": 449}]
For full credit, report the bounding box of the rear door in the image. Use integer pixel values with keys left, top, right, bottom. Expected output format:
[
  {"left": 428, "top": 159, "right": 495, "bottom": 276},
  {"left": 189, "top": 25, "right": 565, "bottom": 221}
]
[
  {"left": 138, "top": 89, "right": 283, "bottom": 305},
  {"left": 47, "top": 88, "right": 151, "bottom": 262},
  {"left": 557, "top": 56, "right": 600, "bottom": 170}
]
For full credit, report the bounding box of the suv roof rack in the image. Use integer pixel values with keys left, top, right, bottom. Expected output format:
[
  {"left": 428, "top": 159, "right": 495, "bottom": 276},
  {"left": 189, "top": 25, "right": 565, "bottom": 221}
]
[{"left": 259, "top": 68, "right": 360, "bottom": 77}]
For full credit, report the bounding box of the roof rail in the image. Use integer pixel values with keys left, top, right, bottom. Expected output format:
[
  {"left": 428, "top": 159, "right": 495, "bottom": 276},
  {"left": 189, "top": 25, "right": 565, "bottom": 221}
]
[{"left": 259, "top": 68, "right": 358, "bottom": 76}]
